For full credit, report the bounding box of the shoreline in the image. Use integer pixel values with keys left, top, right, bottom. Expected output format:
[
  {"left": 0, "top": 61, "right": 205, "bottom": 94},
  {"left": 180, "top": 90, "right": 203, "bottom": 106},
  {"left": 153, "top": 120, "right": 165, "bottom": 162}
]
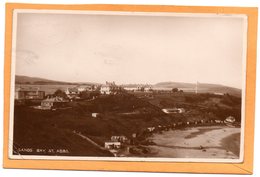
[{"left": 125, "top": 125, "right": 241, "bottom": 159}]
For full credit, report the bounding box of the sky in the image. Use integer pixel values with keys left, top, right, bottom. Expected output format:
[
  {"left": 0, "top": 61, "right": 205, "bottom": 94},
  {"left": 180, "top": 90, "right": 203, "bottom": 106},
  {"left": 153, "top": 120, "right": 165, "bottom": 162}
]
[{"left": 14, "top": 11, "right": 247, "bottom": 88}]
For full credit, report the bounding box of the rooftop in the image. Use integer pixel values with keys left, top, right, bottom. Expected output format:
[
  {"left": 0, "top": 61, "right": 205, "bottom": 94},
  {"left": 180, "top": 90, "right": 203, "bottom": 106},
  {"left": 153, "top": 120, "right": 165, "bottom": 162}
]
[{"left": 42, "top": 96, "right": 66, "bottom": 102}]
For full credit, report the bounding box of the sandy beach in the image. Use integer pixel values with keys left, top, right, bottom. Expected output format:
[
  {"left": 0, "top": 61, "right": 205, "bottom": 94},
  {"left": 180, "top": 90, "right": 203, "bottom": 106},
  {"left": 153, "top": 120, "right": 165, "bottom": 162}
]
[{"left": 147, "top": 126, "right": 240, "bottom": 159}]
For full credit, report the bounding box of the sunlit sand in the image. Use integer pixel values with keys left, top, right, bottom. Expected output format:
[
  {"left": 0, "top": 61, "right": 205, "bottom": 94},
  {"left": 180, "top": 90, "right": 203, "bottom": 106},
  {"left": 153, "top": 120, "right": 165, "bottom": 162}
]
[{"left": 147, "top": 126, "right": 240, "bottom": 159}]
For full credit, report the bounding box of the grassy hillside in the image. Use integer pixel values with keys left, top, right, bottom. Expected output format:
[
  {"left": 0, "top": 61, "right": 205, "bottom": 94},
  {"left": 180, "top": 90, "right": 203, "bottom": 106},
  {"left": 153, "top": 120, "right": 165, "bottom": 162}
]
[
  {"left": 13, "top": 91, "right": 241, "bottom": 156},
  {"left": 13, "top": 106, "right": 113, "bottom": 156},
  {"left": 15, "top": 75, "right": 74, "bottom": 85}
]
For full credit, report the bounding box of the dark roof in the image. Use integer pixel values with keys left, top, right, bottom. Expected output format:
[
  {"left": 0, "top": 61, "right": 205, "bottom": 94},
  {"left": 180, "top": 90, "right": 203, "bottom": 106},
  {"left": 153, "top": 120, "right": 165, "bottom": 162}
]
[{"left": 42, "top": 97, "right": 66, "bottom": 103}]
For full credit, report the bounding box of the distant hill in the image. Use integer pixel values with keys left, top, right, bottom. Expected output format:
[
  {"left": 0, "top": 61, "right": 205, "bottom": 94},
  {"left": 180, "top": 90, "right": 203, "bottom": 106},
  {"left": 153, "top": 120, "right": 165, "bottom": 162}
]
[
  {"left": 15, "top": 75, "right": 241, "bottom": 96},
  {"left": 154, "top": 82, "right": 195, "bottom": 88},
  {"left": 15, "top": 75, "right": 97, "bottom": 86},
  {"left": 15, "top": 75, "right": 74, "bottom": 85},
  {"left": 154, "top": 82, "right": 241, "bottom": 96}
]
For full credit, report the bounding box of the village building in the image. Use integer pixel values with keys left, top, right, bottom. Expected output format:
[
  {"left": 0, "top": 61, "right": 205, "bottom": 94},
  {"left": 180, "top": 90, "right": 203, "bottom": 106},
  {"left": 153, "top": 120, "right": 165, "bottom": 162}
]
[
  {"left": 66, "top": 85, "right": 98, "bottom": 99},
  {"left": 65, "top": 87, "right": 80, "bottom": 99},
  {"left": 147, "top": 127, "right": 155, "bottom": 132},
  {"left": 144, "top": 86, "right": 153, "bottom": 92},
  {"left": 15, "top": 87, "right": 45, "bottom": 100},
  {"left": 137, "top": 86, "right": 143, "bottom": 91},
  {"left": 111, "top": 136, "right": 128, "bottom": 143},
  {"left": 123, "top": 87, "right": 138, "bottom": 92},
  {"left": 123, "top": 85, "right": 152, "bottom": 92},
  {"left": 162, "top": 108, "right": 185, "bottom": 114},
  {"left": 77, "top": 87, "right": 86, "bottom": 92},
  {"left": 91, "top": 113, "right": 100, "bottom": 118},
  {"left": 100, "top": 85, "right": 111, "bottom": 95},
  {"left": 215, "top": 120, "right": 222, "bottom": 123},
  {"left": 214, "top": 92, "right": 225, "bottom": 96},
  {"left": 104, "top": 141, "right": 121, "bottom": 149},
  {"left": 224, "top": 116, "right": 236, "bottom": 123},
  {"left": 86, "top": 85, "right": 97, "bottom": 92},
  {"left": 77, "top": 85, "right": 96, "bottom": 92},
  {"left": 100, "top": 81, "right": 121, "bottom": 95},
  {"left": 40, "top": 96, "right": 68, "bottom": 110},
  {"left": 132, "top": 133, "right": 137, "bottom": 138}
]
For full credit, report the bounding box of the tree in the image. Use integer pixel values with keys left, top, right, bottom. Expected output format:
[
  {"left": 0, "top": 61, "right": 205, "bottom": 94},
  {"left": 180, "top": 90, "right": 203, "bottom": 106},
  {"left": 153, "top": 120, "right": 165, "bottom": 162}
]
[
  {"left": 54, "top": 89, "right": 67, "bottom": 99},
  {"left": 90, "top": 90, "right": 100, "bottom": 98},
  {"left": 91, "top": 85, "right": 96, "bottom": 90},
  {"left": 79, "top": 91, "right": 91, "bottom": 99},
  {"left": 172, "top": 88, "right": 178, "bottom": 92}
]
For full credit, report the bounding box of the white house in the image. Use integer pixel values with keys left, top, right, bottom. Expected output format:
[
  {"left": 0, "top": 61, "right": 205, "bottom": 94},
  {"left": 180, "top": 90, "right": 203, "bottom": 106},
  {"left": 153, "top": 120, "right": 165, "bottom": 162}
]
[
  {"left": 162, "top": 108, "right": 185, "bottom": 114},
  {"left": 100, "top": 85, "right": 111, "bottom": 95},
  {"left": 144, "top": 86, "right": 153, "bottom": 92},
  {"left": 76, "top": 85, "right": 96, "bottom": 92},
  {"left": 100, "top": 81, "right": 121, "bottom": 95},
  {"left": 225, "top": 116, "right": 236, "bottom": 123},
  {"left": 40, "top": 96, "right": 67, "bottom": 110},
  {"left": 77, "top": 87, "right": 86, "bottom": 92},
  {"left": 147, "top": 127, "right": 155, "bottom": 132},
  {"left": 214, "top": 92, "right": 225, "bottom": 96},
  {"left": 123, "top": 87, "right": 138, "bottom": 92},
  {"left": 65, "top": 87, "right": 80, "bottom": 99},
  {"left": 111, "top": 136, "right": 128, "bottom": 143},
  {"left": 215, "top": 120, "right": 222, "bottom": 123},
  {"left": 91, "top": 113, "right": 100, "bottom": 118},
  {"left": 104, "top": 142, "right": 121, "bottom": 149}
]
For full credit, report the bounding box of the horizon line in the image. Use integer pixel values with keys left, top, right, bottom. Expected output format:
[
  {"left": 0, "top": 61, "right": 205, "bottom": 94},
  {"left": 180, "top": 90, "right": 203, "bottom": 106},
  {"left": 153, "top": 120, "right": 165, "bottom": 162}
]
[{"left": 15, "top": 74, "right": 242, "bottom": 90}]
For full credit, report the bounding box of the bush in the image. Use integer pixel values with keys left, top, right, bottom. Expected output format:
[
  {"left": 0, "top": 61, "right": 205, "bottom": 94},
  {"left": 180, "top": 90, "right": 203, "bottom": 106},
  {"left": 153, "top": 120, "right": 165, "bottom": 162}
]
[
  {"left": 54, "top": 89, "right": 68, "bottom": 99},
  {"left": 172, "top": 88, "right": 178, "bottom": 92}
]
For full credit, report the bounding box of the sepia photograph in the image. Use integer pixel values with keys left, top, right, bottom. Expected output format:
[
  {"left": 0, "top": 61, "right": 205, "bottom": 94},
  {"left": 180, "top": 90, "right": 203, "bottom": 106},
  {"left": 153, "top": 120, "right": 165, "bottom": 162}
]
[{"left": 8, "top": 9, "right": 247, "bottom": 162}]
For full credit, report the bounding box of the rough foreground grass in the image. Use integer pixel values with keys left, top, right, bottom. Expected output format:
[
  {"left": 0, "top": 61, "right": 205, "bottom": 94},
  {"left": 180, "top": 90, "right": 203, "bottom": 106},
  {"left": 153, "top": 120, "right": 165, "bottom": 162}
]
[{"left": 13, "top": 106, "right": 113, "bottom": 156}]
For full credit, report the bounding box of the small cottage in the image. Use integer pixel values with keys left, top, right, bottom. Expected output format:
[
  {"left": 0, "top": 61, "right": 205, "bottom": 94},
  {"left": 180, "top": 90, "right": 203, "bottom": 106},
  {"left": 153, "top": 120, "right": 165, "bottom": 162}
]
[
  {"left": 111, "top": 135, "right": 128, "bottom": 143},
  {"left": 41, "top": 97, "right": 67, "bottom": 110},
  {"left": 104, "top": 142, "right": 121, "bottom": 149},
  {"left": 91, "top": 113, "right": 100, "bottom": 118}
]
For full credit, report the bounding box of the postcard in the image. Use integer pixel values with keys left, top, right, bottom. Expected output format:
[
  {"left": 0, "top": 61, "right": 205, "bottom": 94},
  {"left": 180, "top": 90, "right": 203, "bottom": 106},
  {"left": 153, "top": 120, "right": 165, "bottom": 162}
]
[{"left": 3, "top": 3, "right": 258, "bottom": 174}]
